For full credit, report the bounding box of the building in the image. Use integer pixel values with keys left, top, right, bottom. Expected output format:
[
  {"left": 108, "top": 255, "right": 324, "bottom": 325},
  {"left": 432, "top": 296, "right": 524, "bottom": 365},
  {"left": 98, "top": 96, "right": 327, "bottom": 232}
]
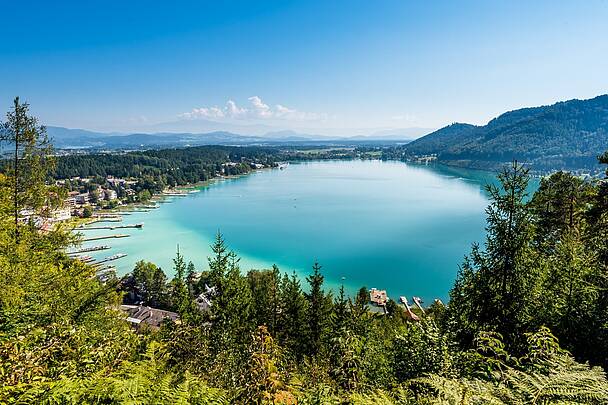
[
  {"left": 104, "top": 189, "right": 118, "bottom": 200},
  {"left": 50, "top": 207, "right": 72, "bottom": 222},
  {"left": 107, "top": 177, "right": 127, "bottom": 187},
  {"left": 369, "top": 288, "right": 388, "bottom": 306},
  {"left": 120, "top": 305, "right": 180, "bottom": 330},
  {"left": 75, "top": 193, "right": 90, "bottom": 204}
]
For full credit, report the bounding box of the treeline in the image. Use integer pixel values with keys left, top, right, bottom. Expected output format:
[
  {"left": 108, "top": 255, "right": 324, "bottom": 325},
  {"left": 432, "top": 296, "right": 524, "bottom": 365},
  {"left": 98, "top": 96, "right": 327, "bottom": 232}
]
[
  {"left": 54, "top": 146, "right": 280, "bottom": 187},
  {"left": 2, "top": 99, "right": 608, "bottom": 403}
]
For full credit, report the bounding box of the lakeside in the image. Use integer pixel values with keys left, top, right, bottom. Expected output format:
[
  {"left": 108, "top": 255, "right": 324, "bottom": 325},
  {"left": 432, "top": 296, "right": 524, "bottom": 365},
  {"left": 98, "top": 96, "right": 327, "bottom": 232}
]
[{"left": 73, "top": 159, "right": 495, "bottom": 302}]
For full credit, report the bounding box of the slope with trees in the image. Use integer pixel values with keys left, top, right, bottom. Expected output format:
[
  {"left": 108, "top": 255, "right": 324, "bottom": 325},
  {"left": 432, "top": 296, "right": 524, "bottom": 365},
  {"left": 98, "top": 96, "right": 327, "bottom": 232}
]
[{"left": 390, "top": 95, "right": 608, "bottom": 172}]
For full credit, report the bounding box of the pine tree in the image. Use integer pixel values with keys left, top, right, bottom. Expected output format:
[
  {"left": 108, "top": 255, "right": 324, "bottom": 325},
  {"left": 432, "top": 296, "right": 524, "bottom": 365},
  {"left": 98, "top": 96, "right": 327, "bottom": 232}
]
[
  {"left": 170, "top": 247, "right": 198, "bottom": 323},
  {"left": 334, "top": 284, "right": 350, "bottom": 333},
  {"left": 278, "top": 271, "right": 308, "bottom": 359},
  {"left": 186, "top": 261, "right": 197, "bottom": 295},
  {"left": 447, "top": 162, "right": 540, "bottom": 351},
  {"left": 207, "top": 231, "right": 230, "bottom": 292},
  {"left": 248, "top": 265, "right": 281, "bottom": 333},
  {"left": 305, "top": 261, "right": 333, "bottom": 356},
  {"left": 1, "top": 97, "right": 61, "bottom": 246}
]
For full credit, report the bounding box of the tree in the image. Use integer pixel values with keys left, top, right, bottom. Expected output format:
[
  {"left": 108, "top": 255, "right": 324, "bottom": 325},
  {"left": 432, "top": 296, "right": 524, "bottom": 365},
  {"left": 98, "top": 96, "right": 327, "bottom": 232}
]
[
  {"left": 129, "top": 260, "right": 168, "bottom": 308},
  {"left": 206, "top": 231, "right": 231, "bottom": 292},
  {"left": 169, "top": 248, "right": 198, "bottom": 323},
  {"left": 186, "top": 261, "right": 198, "bottom": 295},
  {"left": 305, "top": 261, "right": 333, "bottom": 356},
  {"left": 333, "top": 284, "right": 350, "bottom": 333},
  {"left": 447, "top": 162, "right": 540, "bottom": 351},
  {"left": 0, "top": 97, "right": 56, "bottom": 244},
  {"left": 82, "top": 206, "right": 93, "bottom": 218},
  {"left": 248, "top": 265, "right": 281, "bottom": 334},
  {"left": 277, "top": 271, "right": 308, "bottom": 359},
  {"left": 530, "top": 171, "right": 593, "bottom": 251}
]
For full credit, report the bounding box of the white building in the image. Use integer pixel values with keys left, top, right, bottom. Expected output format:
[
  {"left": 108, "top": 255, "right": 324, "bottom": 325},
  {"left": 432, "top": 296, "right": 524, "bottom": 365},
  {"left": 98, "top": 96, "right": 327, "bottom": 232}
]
[
  {"left": 51, "top": 207, "right": 72, "bottom": 222},
  {"left": 104, "top": 189, "right": 118, "bottom": 200}
]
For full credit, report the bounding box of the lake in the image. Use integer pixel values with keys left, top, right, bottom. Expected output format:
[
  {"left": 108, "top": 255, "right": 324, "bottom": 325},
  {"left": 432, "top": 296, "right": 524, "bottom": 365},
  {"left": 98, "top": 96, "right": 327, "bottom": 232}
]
[{"left": 80, "top": 160, "right": 503, "bottom": 301}]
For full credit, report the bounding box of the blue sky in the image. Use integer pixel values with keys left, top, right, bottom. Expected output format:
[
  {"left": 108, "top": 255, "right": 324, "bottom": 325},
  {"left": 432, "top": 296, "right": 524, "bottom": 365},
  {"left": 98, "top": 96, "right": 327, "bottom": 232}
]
[{"left": 1, "top": 0, "right": 607, "bottom": 135}]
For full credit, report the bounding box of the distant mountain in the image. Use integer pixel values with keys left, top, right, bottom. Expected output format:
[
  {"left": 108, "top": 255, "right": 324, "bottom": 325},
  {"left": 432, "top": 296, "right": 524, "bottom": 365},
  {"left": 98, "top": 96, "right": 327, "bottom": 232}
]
[
  {"left": 46, "top": 126, "right": 268, "bottom": 149},
  {"left": 45, "top": 126, "right": 421, "bottom": 149},
  {"left": 262, "top": 130, "right": 328, "bottom": 141},
  {"left": 362, "top": 127, "right": 436, "bottom": 140},
  {"left": 404, "top": 95, "right": 608, "bottom": 171}
]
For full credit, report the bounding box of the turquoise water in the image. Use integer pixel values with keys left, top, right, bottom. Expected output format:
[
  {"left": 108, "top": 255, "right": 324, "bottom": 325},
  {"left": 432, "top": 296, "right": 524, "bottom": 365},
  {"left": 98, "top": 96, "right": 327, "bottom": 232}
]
[{"left": 79, "top": 160, "right": 503, "bottom": 301}]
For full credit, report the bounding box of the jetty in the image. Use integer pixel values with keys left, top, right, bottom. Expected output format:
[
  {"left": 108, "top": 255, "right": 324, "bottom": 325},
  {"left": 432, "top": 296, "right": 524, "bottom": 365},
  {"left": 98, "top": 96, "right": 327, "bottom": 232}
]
[
  {"left": 399, "top": 296, "right": 421, "bottom": 322},
  {"left": 412, "top": 296, "right": 426, "bottom": 315},
  {"left": 78, "top": 223, "right": 143, "bottom": 231},
  {"left": 92, "top": 253, "right": 128, "bottom": 266},
  {"left": 82, "top": 234, "right": 130, "bottom": 242},
  {"left": 95, "top": 213, "right": 124, "bottom": 218},
  {"left": 67, "top": 245, "right": 111, "bottom": 255},
  {"left": 90, "top": 217, "right": 123, "bottom": 223}
]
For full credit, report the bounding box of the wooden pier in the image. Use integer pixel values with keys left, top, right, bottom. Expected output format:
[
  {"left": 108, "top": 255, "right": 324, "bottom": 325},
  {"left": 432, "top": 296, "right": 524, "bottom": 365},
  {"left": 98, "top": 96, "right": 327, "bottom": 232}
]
[
  {"left": 82, "top": 234, "right": 130, "bottom": 242},
  {"left": 67, "top": 245, "right": 111, "bottom": 255},
  {"left": 78, "top": 223, "right": 143, "bottom": 231},
  {"left": 91, "top": 253, "right": 127, "bottom": 266}
]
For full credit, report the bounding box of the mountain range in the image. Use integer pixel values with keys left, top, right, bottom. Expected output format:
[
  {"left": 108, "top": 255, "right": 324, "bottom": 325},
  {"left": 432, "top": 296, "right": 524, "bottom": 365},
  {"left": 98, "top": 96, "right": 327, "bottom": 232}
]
[
  {"left": 45, "top": 126, "right": 429, "bottom": 149},
  {"left": 403, "top": 95, "right": 608, "bottom": 171}
]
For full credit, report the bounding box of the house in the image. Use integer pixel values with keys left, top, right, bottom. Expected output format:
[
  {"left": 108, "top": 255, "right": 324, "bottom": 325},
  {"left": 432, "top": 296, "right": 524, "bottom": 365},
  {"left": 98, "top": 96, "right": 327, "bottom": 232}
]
[
  {"left": 107, "top": 177, "right": 127, "bottom": 187},
  {"left": 75, "top": 193, "right": 90, "bottom": 204},
  {"left": 104, "top": 189, "right": 118, "bottom": 200},
  {"left": 369, "top": 288, "right": 388, "bottom": 306},
  {"left": 50, "top": 207, "right": 72, "bottom": 222},
  {"left": 64, "top": 197, "right": 77, "bottom": 208},
  {"left": 120, "top": 305, "right": 180, "bottom": 330}
]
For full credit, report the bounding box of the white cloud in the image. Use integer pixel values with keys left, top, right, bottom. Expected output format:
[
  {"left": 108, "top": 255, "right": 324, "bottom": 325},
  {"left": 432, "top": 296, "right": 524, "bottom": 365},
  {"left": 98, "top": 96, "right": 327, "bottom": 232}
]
[{"left": 179, "top": 96, "right": 325, "bottom": 122}]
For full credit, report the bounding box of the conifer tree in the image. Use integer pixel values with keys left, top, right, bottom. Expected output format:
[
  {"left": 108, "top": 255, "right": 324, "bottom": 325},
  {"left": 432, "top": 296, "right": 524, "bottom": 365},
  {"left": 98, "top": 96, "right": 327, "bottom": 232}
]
[
  {"left": 334, "top": 284, "right": 350, "bottom": 333},
  {"left": 171, "top": 248, "right": 198, "bottom": 323},
  {"left": 0, "top": 97, "right": 58, "bottom": 244},
  {"left": 447, "top": 162, "right": 539, "bottom": 351},
  {"left": 305, "top": 261, "right": 333, "bottom": 356},
  {"left": 278, "top": 271, "right": 308, "bottom": 359}
]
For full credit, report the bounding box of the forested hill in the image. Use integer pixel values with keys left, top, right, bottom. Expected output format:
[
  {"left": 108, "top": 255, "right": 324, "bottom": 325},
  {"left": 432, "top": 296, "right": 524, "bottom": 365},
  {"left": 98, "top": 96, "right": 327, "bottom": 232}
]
[{"left": 401, "top": 95, "right": 608, "bottom": 172}]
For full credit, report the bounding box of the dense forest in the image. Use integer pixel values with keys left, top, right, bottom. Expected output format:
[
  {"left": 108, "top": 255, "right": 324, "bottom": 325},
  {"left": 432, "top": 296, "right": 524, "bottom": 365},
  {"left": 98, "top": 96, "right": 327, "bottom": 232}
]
[
  {"left": 3, "top": 100, "right": 608, "bottom": 403},
  {"left": 52, "top": 146, "right": 363, "bottom": 193},
  {"left": 54, "top": 146, "right": 281, "bottom": 187},
  {"left": 388, "top": 95, "right": 608, "bottom": 172}
]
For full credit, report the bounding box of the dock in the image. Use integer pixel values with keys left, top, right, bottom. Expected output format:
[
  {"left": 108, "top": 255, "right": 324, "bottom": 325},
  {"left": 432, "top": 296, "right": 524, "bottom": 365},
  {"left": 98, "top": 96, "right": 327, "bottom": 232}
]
[
  {"left": 90, "top": 217, "right": 123, "bottom": 223},
  {"left": 78, "top": 223, "right": 143, "bottom": 231},
  {"left": 67, "top": 245, "right": 111, "bottom": 255},
  {"left": 162, "top": 192, "right": 188, "bottom": 197},
  {"left": 82, "top": 234, "right": 130, "bottom": 242},
  {"left": 92, "top": 253, "right": 128, "bottom": 266}
]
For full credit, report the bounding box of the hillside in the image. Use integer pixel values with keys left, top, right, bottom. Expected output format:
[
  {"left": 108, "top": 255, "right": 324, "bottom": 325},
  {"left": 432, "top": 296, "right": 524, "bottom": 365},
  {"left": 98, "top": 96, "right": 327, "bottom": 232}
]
[{"left": 404, "top": 95, "right": 608, "bottom": 171}]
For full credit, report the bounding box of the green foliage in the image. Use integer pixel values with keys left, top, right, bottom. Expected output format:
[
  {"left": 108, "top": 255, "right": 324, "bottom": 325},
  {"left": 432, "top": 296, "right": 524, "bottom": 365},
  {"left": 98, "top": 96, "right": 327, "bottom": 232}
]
[
  {"left": 393, "top": 94, "right": 608, "bottom": 171},
  {"left": 126, "top": 260, "right": 169, "bottom": 308},
  {"left": 305, "top": 262, "right": 333, "bottom": 357},
  {"left": 54, "top": 145, "right": 279, "bottom": 189},
  {"left": 446, "top": 162, "right": 540, "bottom": 351},
  {"left": 13, "top": 343, "right": 228, "bottom": 404}
]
